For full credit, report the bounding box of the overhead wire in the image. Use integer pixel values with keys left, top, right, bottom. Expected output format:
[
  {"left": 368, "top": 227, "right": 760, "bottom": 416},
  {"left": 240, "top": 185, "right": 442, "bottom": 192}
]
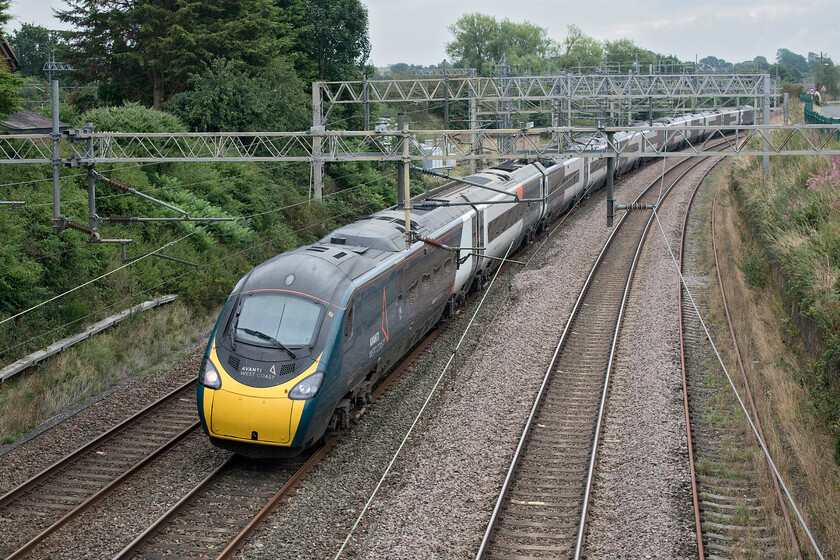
[
  {"left": 0, "top": 164, "right": 394, "bottom": 355},
  {"left": 0, "top": 162, "right": 164, "bottom": 191},
  {"left": 7, "top": 165, "right": 395, "bottom": 267},
  {"left": 0, "top": 231, "right": 197, "bottom": 327}
]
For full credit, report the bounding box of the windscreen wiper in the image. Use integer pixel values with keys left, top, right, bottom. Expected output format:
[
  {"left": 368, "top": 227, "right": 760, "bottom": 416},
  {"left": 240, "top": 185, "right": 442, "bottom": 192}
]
[{"left": 237, "top": 327, "right": 297, "bottom": 358}]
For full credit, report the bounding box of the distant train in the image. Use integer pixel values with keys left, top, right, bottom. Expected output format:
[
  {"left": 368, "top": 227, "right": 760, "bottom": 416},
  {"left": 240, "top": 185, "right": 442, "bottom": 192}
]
[{"left": 197, "top": 107, "right": 755, "bottom": 457}]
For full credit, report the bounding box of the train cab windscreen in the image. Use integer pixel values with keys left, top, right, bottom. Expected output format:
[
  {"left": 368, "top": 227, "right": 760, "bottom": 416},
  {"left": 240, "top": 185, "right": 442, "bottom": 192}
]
[{"left": 233, "top": 294, "right": 321, "bottom": 348}]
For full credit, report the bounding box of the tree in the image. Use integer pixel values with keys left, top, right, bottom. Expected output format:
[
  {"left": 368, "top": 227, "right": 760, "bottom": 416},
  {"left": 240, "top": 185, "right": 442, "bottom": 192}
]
[
  {"left": 814, "top": 57, "right": 839, "bottom": 97},
  {"left": 298, "top": 0, "right": 370, "bottom": 81},
  {"left": 57, "top": 0, "right": 296, "bottom": 109},
  {"left": 769, "top": 63, "right": 803, "bottom": 84},
  {"left": 166, "top": 58, "right": 310, "bottom": 132},
  {"left": 445, "top": 13, "right": 500, "bottom": 75},
  {"left": 446, "top": 13, "right": 557, "bottom": 75},
  {"left": 699, "top": 56, "right": 728, "bottom": 71},
  {"left": 604, "top": 38, "right": 655, "bottom": 70},
  {"left": 556, "top": 25, "right": 603, "bottom": 72},
  {"left": 0, "top": 0, "right": 11, "bottom": 30},
  {"left": 776, "top": 48, "right": 809, "bottom": 73},
  {"left": 9, "top": 23, "right": 60, "bottom": 81}
]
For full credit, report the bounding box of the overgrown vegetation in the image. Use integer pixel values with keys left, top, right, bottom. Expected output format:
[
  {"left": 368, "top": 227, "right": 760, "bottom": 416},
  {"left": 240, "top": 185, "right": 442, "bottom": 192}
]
[
  {"left": 0, "top": 102, "right": 404, "bottom": 364},
  {"left": 0, "top": 301, "right": 213, "bottom": 444},
  {"left": 729, "top": 100, "right": 840, "bottom": 462}
]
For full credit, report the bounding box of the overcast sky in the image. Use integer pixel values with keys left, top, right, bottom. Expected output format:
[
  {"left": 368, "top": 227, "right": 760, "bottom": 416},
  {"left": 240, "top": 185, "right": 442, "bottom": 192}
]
[{"left": 7, "top": 0, "right": 840, "bottom": 68}]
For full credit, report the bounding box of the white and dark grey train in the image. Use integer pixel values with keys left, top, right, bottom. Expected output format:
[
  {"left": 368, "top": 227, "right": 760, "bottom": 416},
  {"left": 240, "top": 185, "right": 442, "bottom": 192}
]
[{"left": 197, "top": 107, "right": 755, "bottom": 457}]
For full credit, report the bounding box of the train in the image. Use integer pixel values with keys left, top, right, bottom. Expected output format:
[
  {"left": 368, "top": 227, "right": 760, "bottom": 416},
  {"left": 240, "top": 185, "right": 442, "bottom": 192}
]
[{"left": 196, "top": 106, "right": 755, "bottom": 457}]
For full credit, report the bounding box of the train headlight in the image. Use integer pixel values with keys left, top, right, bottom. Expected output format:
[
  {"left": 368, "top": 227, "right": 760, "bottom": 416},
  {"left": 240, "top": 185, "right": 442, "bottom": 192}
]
[
  {"left": 288, "top": 372, "right": 324, "bottom": 400},
  {"left": 199, "top": 357, "right": 221, "bottom": 390}
]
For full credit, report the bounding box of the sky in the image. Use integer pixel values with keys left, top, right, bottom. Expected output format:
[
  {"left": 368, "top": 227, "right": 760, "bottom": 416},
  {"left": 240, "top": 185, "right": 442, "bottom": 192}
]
[{"left": 7, "top": 0, "right": 840, "bottom": 68}]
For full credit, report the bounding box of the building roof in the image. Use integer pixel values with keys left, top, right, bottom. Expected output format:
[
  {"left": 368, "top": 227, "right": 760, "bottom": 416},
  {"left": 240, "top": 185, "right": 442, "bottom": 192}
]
[
  {"left": 0, "top": 34, "right": 19, "bottom": 72},
  {"left": 1, "top": 110, "right": 70, "bottom": 134}
]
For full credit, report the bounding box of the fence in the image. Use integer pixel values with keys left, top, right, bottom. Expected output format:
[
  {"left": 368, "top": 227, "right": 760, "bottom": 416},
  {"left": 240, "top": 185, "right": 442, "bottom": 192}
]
[{"left": 802, "top": 94, "right": 840, "bottom": 141}]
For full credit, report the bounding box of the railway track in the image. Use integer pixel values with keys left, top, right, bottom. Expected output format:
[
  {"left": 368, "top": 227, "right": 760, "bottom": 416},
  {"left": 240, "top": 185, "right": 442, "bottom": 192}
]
[
  {"left": 0, "top": 380, "right": 200, "bottom": 560},
  {"left": 677, "top": 173, "right": 802, "bottom": 559},
  {"left": 476, "top": 148, "right": 725, "bottom": 559}
]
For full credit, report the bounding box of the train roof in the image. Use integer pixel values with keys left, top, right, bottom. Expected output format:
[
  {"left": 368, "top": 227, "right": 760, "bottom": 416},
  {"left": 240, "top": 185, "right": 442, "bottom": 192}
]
[
  {"left": 318, "top": 160, "right": 549, "bottom": 255},
  {"left": 238, "top": 244, "right": 382, "bottom": 305}
]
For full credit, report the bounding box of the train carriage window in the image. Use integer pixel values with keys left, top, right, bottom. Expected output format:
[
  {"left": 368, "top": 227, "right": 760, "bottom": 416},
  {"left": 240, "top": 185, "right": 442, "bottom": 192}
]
[
  {"left": 409, "top": 280, "right": 418, "bottom": 305},
  {"left": 344, "top": 305, "right": 353, "bottom": 339},
  {"left": 444, "top": 258, "right": 452, "bottom": 274},
  {"left": 433, "top": 263, "right": 441, "bottom": 282},
  {"left": 421, "top": 272, "right": 431, "bottom": 293}
]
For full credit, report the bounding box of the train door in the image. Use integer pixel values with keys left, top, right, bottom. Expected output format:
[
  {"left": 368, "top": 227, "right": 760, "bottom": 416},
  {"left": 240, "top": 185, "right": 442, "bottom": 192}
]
[
  {"left": 472, "top": 209, "right": 485, "bottom": 272},
  {"left": 341, "top": 297, "right": 356, "bottom": 383},
  {"left": 472, "top": 211, "right": 484, "bottom": 251},
  {"left": 396, "top": 268, "right": 405, "bottom": 323}
]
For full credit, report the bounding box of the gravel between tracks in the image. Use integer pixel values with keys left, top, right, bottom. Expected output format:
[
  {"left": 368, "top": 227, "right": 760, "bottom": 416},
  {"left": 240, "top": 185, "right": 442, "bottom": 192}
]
[
  {"left": 582, "top": 158, "right": 721, "bottom": 558},
  {"left": 237, "top": 159, "right": 691, "bottom": 560}
]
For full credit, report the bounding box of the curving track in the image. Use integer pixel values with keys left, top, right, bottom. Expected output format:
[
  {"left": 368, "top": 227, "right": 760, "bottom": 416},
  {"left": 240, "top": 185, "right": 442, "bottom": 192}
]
[{"left": 677, "top": 172, "right": 803, "bottom": 559}]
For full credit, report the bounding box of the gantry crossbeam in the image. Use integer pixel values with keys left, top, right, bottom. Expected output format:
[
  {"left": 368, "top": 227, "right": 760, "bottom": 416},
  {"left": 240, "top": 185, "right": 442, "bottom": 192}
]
[
  {"left": 0, "top": 125, "right": 837, "bottom": 165},
  {"left": 317, "top": 74, "right": 775, "bottom": 104}
]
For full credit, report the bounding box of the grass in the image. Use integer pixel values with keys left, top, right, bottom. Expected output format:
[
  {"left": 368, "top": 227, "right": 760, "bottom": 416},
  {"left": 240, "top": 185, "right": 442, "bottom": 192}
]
[
  {"left": 739, "top": 250, "right": 768, "bottom": 290},
  {"left": 0, "top": 301, "right": 215, "bottom": 444},
  {"left": 732, "top": 503, "right": 754, "bottom": 526},
  {"left": 710, "top": 151, "right": 840, "bottom": 556}
]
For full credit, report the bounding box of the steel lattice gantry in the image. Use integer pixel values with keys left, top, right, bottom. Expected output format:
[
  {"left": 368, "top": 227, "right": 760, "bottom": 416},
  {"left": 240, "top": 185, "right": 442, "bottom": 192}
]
[
  {"left": 308, "top": 72, "right": 780, "bottom": 195},
  {"left": 2, "top": 122, "right": 838, "bottom": 244},
  {"left": 1, "top": 124, "right": 837, "bottom": 165},
  {"left": 313, "top": 73, "right": 779, "bottom": 124}
]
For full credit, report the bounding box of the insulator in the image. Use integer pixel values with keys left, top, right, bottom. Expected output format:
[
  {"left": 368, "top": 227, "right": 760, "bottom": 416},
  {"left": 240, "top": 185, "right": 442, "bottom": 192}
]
[
  {"left": 65, "top": 219, "right": 94, "bottom": 235},
  {"left": 105, "top": 177, "right": 133, "bottom": 193},
  {"left": 107, "top": 215, "right": 134, "bottom": 223},
  {"left": 623, "top": 202, "right": 650, "bottom": 212},
  {"left": 422, "top": 237, "right": 445, "bottom": 249}
]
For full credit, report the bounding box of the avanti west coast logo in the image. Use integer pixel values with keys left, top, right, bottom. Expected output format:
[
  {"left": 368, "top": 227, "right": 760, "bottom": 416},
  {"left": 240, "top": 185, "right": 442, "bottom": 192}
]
[{"left": 239, "top": 365, "right": 276, "bottom": 379}]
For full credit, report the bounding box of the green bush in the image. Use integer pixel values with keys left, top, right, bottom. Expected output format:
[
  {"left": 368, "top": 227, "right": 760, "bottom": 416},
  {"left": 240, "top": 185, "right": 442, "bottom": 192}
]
[{"left": 730, "top": 114, "right": 840, "bottom": 462}]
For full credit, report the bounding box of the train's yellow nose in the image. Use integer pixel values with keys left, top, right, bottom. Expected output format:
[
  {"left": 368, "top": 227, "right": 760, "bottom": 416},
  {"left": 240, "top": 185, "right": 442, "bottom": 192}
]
[{"left": 210, "top": 390, "right": 296, "bottom": 443}]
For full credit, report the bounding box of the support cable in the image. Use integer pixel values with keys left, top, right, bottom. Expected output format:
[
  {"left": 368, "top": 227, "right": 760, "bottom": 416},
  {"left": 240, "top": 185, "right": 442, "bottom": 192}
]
[{"left": 651, "top": 208, "right": 825, "bottom": 560}]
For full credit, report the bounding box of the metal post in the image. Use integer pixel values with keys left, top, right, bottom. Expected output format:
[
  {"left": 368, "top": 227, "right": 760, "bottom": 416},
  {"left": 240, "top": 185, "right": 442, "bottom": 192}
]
[
  {"left": 469, "top": 94, "right": 478, "bottom": 173},
  {"left": 51, "top": 79, "right": 63, "bottom": 232},
  {"left": 363, "top": 74, "right": 370, "bottom": 131},
  {"left": 763, "top": 74, "right": 770, "bottom": 177},
  {"left": 312, "top": 82, "right": 324, "bottom": 200},
  {"left": 606, "top": 131, "right": 615, "bottom": 227},
  {"left": 567, "top": 75, "right": 572, "bottom": 127},
  {"left": 784, "top": 93, "right": 789, "bottom": 125},
  {"left": 86, "top": 122, "right": 97, "bottom": 238},
  {"left": 443, "top": 60, "right": 450, "bottom": 129},
  {"left": 398, "top": 114, "right": 412, "bottom": 250},
  {"left": 397, "top": 112, "right": 406, "bottom": 209},
  {"left": 648, "top": 96, "right": 653, "bottom": 126}
]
